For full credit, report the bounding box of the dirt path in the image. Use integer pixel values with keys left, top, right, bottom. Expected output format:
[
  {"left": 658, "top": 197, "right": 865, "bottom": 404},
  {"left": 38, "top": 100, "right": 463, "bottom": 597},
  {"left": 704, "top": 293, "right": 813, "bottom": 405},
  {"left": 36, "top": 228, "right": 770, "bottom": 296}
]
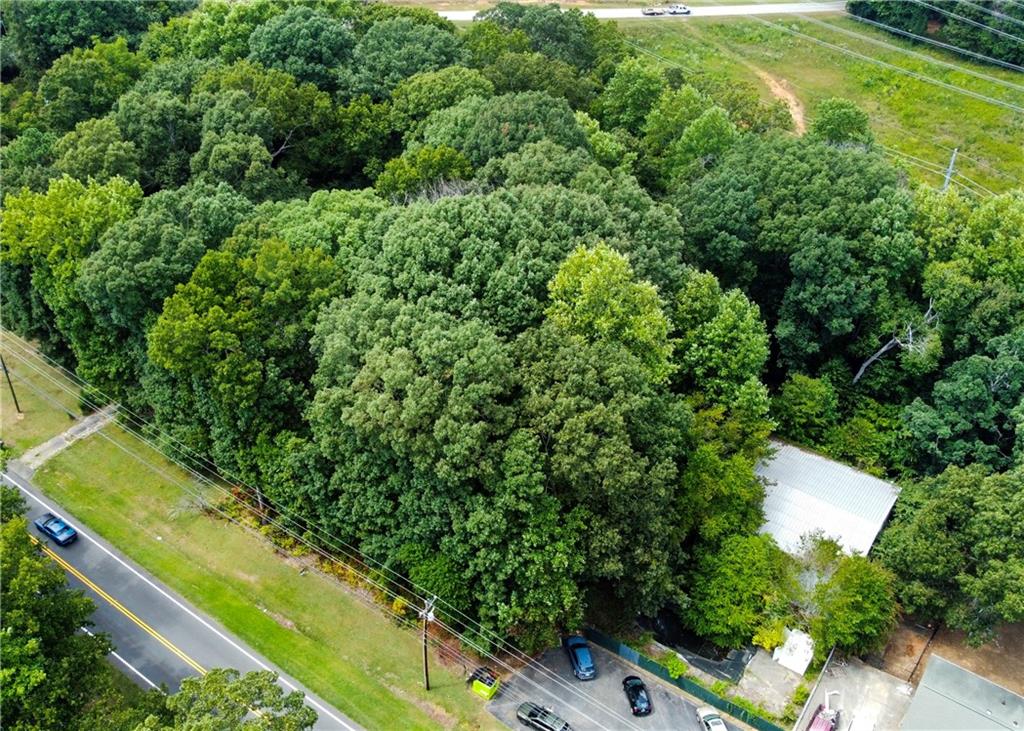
[
  {"left": 17, "top": 404, "right": 117, "bottom": 473},
  {"left": 755, "top": 70, "right": 806, "bottom": 134}
]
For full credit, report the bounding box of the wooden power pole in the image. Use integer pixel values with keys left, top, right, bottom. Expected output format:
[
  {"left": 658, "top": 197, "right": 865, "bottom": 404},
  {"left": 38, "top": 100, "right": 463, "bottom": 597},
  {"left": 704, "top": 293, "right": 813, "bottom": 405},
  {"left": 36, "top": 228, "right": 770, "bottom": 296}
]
[{"left": 419, "top": 596, "right": 437, "bottom": 691}]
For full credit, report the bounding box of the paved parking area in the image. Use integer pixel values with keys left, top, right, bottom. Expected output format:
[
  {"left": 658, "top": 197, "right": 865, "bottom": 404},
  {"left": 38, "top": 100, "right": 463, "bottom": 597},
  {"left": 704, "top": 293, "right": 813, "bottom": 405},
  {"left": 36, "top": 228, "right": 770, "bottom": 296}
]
[{"left": 489, "top": 644, "right": 741, "bottom": 731}]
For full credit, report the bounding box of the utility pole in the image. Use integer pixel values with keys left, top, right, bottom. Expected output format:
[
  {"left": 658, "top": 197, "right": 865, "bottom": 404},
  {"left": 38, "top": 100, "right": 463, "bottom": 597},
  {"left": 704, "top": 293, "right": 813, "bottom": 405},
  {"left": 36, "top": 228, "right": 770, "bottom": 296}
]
[
  {"left": 1, "top": 354, "right": 22, "bottom": 414},
  {"left": 419, "top": 596, "right": 437, "bottom": 691},
  {"left": 942, "top": 147, "right": 959, "bottom": 191}
]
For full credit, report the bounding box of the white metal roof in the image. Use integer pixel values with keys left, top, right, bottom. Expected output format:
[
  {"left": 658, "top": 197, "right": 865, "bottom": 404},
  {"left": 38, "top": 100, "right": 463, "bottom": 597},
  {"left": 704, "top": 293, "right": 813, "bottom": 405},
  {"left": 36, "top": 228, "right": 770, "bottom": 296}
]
[{"left": 755, "top": 440, "right": 900, "bottom": 556}]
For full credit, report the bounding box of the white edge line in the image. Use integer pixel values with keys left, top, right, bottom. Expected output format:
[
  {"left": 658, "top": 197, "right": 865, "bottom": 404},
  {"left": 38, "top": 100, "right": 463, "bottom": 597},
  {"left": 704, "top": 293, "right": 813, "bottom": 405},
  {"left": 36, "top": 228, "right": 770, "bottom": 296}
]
[
  {"left": 5, "top": 473, "right": 357, "bottom": 731},
  {"left": 82, "top": 626, "right": 160, "bottom": 690}
]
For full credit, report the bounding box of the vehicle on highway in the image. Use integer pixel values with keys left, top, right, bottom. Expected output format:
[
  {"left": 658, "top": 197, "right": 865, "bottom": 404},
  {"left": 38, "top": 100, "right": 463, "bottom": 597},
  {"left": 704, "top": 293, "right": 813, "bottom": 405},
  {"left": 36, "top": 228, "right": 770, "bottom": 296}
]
[
  {"left": 516, "top": 701, "right": 572, "bottom": 731},
  {"left": 622, "top": 675, "right": 653, "bottom": 716},
  {"left": 33, "top": 512, "right": 78, "bottom": 546},
  {"left": 641, "top": 6, "right": 665, "bottom": 15},
  {"left": 668, "top": 4, "right": 692, "bottom": 13},
  {"left": 697, "top": 706, "right": 728, "bottom": 731},
  {"left": 562, "top": 634, "right": 597, "bottom": 680}
]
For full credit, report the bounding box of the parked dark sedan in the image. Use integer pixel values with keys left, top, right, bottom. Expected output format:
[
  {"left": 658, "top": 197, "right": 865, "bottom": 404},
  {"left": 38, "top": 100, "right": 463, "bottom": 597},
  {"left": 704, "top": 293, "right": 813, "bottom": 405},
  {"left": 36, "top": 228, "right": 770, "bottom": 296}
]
[
  {"left": 34, "top": 512, "right": 78, "bottom": 546},
  {"left": 562, "top": 634, "right": 597, "bottom": 680},
  {"left": 623, "top": 675, "right": 653, "bottom": 716}
]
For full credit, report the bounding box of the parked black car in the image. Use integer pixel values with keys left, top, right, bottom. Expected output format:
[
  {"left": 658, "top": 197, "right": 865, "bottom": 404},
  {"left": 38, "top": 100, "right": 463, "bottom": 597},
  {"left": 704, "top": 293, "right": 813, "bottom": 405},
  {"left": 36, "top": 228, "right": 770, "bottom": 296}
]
[
  {"left": 562, "top": 634, "right": 596, "bottom": 680},
  {"left": 33, "top": 512, "right": 78, "bottom": 546},
  {"left": 516, "top": 701, "right": 572, "bottom": 731},
  {"left": 622, "top": 675, "right": 653, "bottom": 716}
]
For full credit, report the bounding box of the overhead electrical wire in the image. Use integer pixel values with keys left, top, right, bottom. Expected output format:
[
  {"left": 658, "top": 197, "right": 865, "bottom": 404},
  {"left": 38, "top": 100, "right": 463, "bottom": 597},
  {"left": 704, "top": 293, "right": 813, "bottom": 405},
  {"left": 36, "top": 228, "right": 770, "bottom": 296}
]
[
  {"left": 2, "top": 341, "right": 641, "bottom": 731},
  {"left": 912, "top": 0, "right": 1024, "bottom": 43}
]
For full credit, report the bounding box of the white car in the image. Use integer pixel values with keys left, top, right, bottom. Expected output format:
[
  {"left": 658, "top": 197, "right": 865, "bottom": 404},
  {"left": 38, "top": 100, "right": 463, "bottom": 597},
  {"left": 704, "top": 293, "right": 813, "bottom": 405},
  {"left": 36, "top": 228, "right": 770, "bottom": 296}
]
[
  {"left": 696, "top": 706, "right": 728, "bottom": 731},
  {"left": 641, "top": 6, "right": 666, "bottom": 15},
  {"left": 668, "top": 3, "right": 692, "bottom": 13}
]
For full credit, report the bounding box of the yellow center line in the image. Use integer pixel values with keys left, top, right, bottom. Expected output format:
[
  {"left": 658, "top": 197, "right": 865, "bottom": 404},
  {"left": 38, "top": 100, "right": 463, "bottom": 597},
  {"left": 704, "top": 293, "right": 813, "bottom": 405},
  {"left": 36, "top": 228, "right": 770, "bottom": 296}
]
[{"left": 35, "top": 537, "right": 207, "bottom": 676}]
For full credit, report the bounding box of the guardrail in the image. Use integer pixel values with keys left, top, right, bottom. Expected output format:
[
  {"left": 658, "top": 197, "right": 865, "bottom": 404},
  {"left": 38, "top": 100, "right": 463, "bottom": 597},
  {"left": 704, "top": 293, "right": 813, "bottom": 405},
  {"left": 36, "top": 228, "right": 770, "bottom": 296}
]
[{"left": 584, "top": 627, "right": 785, "bottom": 731}]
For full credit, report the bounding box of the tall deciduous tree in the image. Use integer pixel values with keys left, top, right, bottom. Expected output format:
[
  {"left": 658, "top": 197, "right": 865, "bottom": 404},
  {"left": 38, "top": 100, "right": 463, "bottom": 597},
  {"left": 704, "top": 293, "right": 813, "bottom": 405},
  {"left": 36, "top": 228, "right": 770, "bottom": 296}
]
[
  {"left": 548, "top": 243, "right": 674, "bottom": 383},
  {"left": 247, "top": 5, "right": 355, "bottom": 92}
]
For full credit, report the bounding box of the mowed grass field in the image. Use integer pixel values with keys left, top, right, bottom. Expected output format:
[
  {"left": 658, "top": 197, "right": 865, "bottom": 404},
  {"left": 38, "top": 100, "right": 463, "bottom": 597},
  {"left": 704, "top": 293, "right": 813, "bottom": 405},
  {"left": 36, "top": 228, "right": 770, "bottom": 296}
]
[
  {"left": 619, "top": 13, "right": 1024, "bottom": 193},
  {"left": 31, "top": 422, "right": 502, "bottom": 731},
  {"left": 0, "top": 330, "right": 81, "bottom": 456}
]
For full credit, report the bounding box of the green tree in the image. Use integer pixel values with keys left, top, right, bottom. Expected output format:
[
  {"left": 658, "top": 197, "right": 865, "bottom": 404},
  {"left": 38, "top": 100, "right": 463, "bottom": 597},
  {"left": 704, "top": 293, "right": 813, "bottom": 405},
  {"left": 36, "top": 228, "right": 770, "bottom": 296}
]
[
  {"left": 684, "top": 534, "right": 793, "bottom": 648},
  {"left": 0, "top": 127, "right": 56, "bottom": 198},
  {"left": 338, "top": 17, "right": 463, "bottom": 100},
  {"left": 811, "top": 555, "right": 898, "bottom": 660},
  {"left": 375, "top": 145, "right": 472, "bottom": 198},
  {"left": 876, "top": 465, "right": 1024, "bottom": 642},
  {"left": 547, "top": 243, "right": 674, "bottom": 383},
  {"left": 642, "top": 85, "right": 712, "bottom": 154},
  {"left": 0, "top": 175, "right": 143, "bottom": 392},
  {"left": 390, "top": 66, "right": 494, "bottom": 134},
  {"left": 419, "top": 91, "right": 586, "bottom": 166},
  {"left": 37, "top": 37, "right": 150, "bottom": 132},
  {"left": 773, "top": 374, "right": 839, "bottom": 445},
  {"left": 459, "top": 19, "right": 531, "bottom": 68},
  {"left": 53, "top": 117, "right": 140, "bottom": 183},
  {"left": 1, "top": 0, "right": 190, "bottom": 75},
  {"left": 477, "top": 3, "right": 599, "bottom": 71},
  {"left": 247, "top": 5, "right": 354, "bottom": 91},
  {"left": 185, "top": 0, "right": 285, "bottom": 62},
  {"left": 139, "top": 669, "right": 317, "bottom": 730},
  {"left": 808, "top": 97, "right": 874, "bottom": 145},
  {"left": 482, "top": 52, "right": 597, "bottom": 110},
  {"left": 672, "top": 268, "right": 769, "bottom": 405},
  {"left": 79, "top": 182, "right": 254, "bottom": 336},
  {"left": 662, "top": 106, "right": 737, "bottom": 183},
  {"left": 595, "top": 57, "right": 665, "bottom": 135},
  {"left": 903, "top": 328, "right": 1024, "bottom": 474},
  {"left": 1, "top": 516, "right": 113, "bottom": 730}
]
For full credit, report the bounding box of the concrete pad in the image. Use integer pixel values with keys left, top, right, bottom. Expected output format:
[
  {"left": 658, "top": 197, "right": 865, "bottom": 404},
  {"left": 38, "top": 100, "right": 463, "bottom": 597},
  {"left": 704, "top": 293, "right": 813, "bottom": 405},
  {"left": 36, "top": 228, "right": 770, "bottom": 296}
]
[{"left": 801, "top": 658, "right": 913, "bottom": 731}]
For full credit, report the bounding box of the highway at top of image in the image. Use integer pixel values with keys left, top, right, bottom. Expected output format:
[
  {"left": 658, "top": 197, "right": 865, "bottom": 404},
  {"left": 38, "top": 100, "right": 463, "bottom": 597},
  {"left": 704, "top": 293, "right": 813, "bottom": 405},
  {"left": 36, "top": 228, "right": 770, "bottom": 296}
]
[
  {"left": 440, "top": 2, "right": 845, "bottom": 21},
  {"left": 2, "top": 467, "right": 360, "bottom": 731}
]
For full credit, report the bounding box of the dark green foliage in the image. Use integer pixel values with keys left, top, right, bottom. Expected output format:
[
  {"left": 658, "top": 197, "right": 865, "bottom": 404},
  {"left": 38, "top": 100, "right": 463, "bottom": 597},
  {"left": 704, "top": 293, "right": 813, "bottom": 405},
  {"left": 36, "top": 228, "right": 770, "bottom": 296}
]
[
  {"left": 684, "top": 534, "right": 793, "bottom": 648},
  {"left": 808, "top": 97, "right": 874, "bottom": 145},
  {"left": 53, "top": 117, "right": 140, "bottom": 183},
  {"left": 876, "top": 465, "right": 1024, "bottom": 641},
  {"left": 247, "top": 5, "right": 354, "bottom": 91},
  {"left": 482, "top": 51, "right": 598, "bottom": 110},
  {"left": 810, "top": 555, "right": 898, "bottom": 660},
  {"left": 374, "top": 145, "right": 472, "bottom": 198},
  {"left": 37, "top": 38, "right": 149, "bottom": 133},
  {"left": 847, "top": 0, "right": 1024, "bottom": 65},
  {"left": 390, "top": 66, "right": 494, "bottom": 135},
  {"left": 477, "top": 3, "right": 599, "bottom": 71},
  {"left": 338, "top": 17, "right": 463, "bottom": 100},
  {"left": 677, "top": 136, "right": 921, "bottom": 375},
  {"left": 1, "top": 0, "right": 194, "bottom": 76},
  {"left": 0, "top": 126, "right": 56, "bottom": 198},
  {"left": 773, "top": 374, "right": 839, "bottom": 444},
  {"left": 903, "top": 328, "right": 1024, "bottom": 474},
  {"left": 419, "top": 91, "right": 587, "bottom": 167}
]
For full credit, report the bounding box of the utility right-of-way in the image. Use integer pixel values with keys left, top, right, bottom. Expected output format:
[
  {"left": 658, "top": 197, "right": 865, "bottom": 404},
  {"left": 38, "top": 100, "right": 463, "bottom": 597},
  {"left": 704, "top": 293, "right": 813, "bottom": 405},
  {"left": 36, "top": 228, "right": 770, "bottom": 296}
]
[{"left": 439, "top": 2, "right": 845, "bottom": 21}]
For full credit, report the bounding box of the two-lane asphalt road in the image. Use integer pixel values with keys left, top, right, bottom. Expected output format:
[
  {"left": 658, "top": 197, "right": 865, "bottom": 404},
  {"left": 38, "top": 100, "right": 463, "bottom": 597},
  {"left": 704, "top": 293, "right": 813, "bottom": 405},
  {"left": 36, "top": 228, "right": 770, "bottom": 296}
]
[
  {"left": 439, "top": 2, "right": 845, "bottom": 21},
  {"left": 3, "top": 467, "right": 359, "bottom": 731}
]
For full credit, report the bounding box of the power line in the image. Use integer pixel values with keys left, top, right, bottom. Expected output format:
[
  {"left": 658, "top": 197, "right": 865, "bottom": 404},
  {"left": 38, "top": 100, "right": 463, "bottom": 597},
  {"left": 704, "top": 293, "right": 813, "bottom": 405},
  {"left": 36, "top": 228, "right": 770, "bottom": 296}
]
[
  {"left": 804, "top": 15, "right": 1024, "bottom": 93},
  {"left": 3, "top": 355, "right": 594, "bottom": 728},
  {"left": 846, "top": 12, "right": 1024, "bottom": 72},
  {"left": 912, "top": 0, "right": 1024, "bottom": 43},
  {"left": 953, "top": 0, "right": 1024, "bottom": 30},
  {"left": 2, "top": 340, "right": 641, "bottom": 730}
]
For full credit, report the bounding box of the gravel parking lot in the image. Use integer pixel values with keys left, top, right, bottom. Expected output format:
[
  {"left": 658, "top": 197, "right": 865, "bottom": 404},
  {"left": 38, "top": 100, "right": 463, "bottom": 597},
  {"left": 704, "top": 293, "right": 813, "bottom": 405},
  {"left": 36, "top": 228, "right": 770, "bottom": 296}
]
[{"left": 489, "top": 644, "right": 741, "bottom": 731}]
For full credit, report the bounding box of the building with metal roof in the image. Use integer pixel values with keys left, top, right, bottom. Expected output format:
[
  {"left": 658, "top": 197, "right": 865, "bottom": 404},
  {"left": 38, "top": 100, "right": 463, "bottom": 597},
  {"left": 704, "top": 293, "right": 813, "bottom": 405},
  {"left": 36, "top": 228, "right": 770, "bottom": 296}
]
[
  {"left": 755, "top": 440, "right": 900, "bottom": 556},
  {"left": 901, "top": 654, "right": 1024, "bottom": 731}
]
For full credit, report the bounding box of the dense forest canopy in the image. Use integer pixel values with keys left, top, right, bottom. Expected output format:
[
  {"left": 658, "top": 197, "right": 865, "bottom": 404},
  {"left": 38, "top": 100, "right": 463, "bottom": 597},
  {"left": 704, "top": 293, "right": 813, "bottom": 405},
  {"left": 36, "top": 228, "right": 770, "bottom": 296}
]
[{"left": 1, "top": 0, "right": 1021, "bottom": 661}]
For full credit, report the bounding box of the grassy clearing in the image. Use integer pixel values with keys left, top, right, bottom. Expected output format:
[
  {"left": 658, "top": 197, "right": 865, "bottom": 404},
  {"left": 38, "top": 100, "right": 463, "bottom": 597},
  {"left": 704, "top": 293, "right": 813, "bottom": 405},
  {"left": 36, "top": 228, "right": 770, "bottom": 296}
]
[
  {"left": 34, "top": 424, "right": 502, "bottom": 731},
  {"left": 0, "top": 330, "right": 81, "bottom": 456},
  {"left": 619, "top": 14, "right": 1024, "bottom": 193}
]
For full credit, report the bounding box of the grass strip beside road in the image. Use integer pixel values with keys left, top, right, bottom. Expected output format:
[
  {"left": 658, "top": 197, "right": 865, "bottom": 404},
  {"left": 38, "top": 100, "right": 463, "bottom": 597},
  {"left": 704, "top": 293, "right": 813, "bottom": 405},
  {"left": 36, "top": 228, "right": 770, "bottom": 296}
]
[
  {"left": 1, "top": 331, "right": 82, "bottom": 456},
  {"left": 34, "top": 424, "right": 501, "bottom": 731}
]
